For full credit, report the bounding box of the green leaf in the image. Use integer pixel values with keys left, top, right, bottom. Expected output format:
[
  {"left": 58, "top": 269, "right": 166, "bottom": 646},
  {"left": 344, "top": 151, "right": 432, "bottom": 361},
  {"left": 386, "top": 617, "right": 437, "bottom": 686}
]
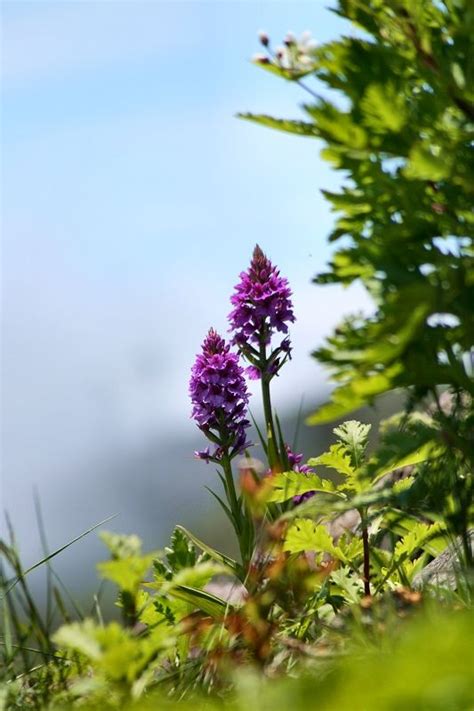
[
  {"left": 308, "top": 444, "right": 355, "bottom": 477},
  {"left": 97, "top": 554, "right": 156, "bottom": 593},
  {"left": 53, "top": 619, "right": 101, "bottom": 660},
  {"left": 156, "top": 562, "right": 225, "bottom": 593},
  {"left": 169, "top": 586, "right": 235, "bottom": 618},
  {"left": 100, "top": 531, "right": 142, "bottom": 559},
  {"left": 404, "top": 143, "right": 452, "bottom": 181},
  {"left": 304, "top": 102, "right": 368, "bottom": 149},
  {"left": 329, "top": 567, "right": 363, "bottom": 604},
  {"left": 333, "top": 420, "right": 371, "bottom": 465},
  {"left": 174, "top": 526, "right": 240, "bottom": 576},
  {"left": 165, "top": 527, "right": 197, "bottom": 572},
  {"left": 265, "top": 470, "right": 337, "bottom": 504},
  {"left": 370, "top": 441, "right": 439, "bottom": 484},
  {"left": 237, "top": 113, "right": 318, "bottom": 137},
  {"left": 306, "top": 365, "right": 403, "bottom": 425},
  {"left": 283, "top": 519, "right": 336, "bottom": 556},
  {"left": 360, "top": 83, "right": 407, "bottom": 132},
  {"left": 394, "top": 521, "right": 448, "bottom": 560}
]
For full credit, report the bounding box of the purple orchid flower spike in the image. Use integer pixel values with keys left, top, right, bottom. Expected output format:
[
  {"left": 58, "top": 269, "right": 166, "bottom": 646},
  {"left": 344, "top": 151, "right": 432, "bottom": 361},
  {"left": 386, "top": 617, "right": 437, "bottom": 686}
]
[
  {"left": 228, "top": 246, "right": 295, "bottom": 472},
  {"left": 189, "top": 328, "right": 251, "bottom": 463},
  {"left": 229, "top": 245, "right": 295, "bottom": 367}
]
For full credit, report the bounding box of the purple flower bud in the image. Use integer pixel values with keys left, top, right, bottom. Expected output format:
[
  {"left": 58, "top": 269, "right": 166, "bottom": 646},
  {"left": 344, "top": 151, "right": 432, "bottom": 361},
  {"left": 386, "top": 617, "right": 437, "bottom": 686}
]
[
  {"left": 258, "top": 30, "right": 270, "bottom": 47},
  {"left": 245, "top": 365, "right": 261, "bottom": 381},
  {"left": 190, "top": 329, "right": 251, "bottom": 462},
  {"left": 228, "top": 245, "right": 295, "bottom": 349}
]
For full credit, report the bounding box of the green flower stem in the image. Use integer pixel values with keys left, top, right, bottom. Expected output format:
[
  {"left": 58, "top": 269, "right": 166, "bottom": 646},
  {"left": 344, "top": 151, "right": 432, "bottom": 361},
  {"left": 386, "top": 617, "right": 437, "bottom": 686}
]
[
  {"left": 259, "top": 340, "right": 281, "bottom": 472},
  {"left": 359, "top": 508, "right": 371, "bottom": 597},
  {"left": 221, "top": 451, "right": 252, "bottom": 571},
  {"left": 221, "top": 452, "right": 241, "bottom": 531}
]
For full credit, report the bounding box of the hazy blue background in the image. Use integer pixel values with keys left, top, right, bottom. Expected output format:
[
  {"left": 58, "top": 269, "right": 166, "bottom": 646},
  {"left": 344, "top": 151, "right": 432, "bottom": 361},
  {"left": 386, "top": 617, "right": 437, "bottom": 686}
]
[{"left": 1, "top": 1, "right": 372, "bottom": 591}]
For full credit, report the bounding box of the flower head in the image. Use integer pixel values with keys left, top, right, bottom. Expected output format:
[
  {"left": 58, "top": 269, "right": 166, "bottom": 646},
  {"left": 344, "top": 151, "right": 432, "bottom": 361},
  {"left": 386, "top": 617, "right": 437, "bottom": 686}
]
[
  {"left": 229, "top": 245, "right": 295, "bottom": 349},
  {"left": 189, "top": 329, "right": 251, "bottom": 462}
]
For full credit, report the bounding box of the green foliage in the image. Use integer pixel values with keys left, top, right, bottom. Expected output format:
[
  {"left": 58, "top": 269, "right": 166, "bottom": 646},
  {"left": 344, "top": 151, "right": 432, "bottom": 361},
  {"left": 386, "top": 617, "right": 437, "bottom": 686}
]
[
  {"left": 243, "top": 0, "right": 474, "bottom": 432},
  {"left": 53, "top": 619, "right": 172, "bottom": 702},
  {"left": 46, "top": 608, "right": 474, "bottom": 710},
  {"left": 266, "top": 470, "right": 337, "bottom": 503},
  {"left": 244, "top": 0, "right": 474, "bottom": 568},
  {"left": 283, "top": 519, "right": 362, "bottom": 564}
]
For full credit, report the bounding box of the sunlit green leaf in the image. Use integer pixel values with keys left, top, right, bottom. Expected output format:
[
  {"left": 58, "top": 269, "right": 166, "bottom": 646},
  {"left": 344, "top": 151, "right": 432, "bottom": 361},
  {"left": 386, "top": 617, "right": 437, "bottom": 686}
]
[{"left": 266, "top": 470, "right": 337, "bottom": 504}]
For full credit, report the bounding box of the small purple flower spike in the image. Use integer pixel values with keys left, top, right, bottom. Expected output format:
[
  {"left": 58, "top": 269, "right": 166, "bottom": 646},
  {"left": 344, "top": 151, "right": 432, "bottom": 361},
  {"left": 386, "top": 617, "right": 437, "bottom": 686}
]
[
  {"left": 229, "top": 245, "right": 295, "bottom": 349},
  {"left": 189, "top": 329, "right": 251, "bottom": 463}
]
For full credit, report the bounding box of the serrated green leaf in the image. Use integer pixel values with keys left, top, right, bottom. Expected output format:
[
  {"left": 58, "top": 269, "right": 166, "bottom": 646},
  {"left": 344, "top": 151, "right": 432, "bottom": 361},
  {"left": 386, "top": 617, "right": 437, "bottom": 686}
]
[
  {"left": 238, "top": 112, "right": 318, "bottom": 137},
  {"left": 333, "top": 420, "right": 371, "bottom": 466},
  {"left": 394, "top": 521, "right": 447, "bottom": 560},
  {"left": 329, "top": 567, "right": 363, "bottom": 604},
  {"left": 308, "top": 444, "right": 355, "bottom": 477},
  {"left": 165, "top": 527, "right": 197, "bottom": 572},
  {"left": 283, "top": 519, "right": 352, "bottom": 564},
  {"left": 265, "top": 470, "right": 336, "bottom": 504},
  {"left": 283, "top": 519, "right": 336, "bottom": 556},
  {"left": 97, "top": 554, "right": 156, "bottom": 593},
  {"left": 404, "top": 143, "right": 452, "bottom": 181},
  {"left": 361, "top": 82, "right": 407, "bottom": 132}
]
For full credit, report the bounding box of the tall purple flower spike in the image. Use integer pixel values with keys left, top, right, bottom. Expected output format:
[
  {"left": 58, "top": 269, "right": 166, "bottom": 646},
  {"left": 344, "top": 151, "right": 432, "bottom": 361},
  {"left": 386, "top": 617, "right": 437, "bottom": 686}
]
[
  {"left": 189, "top": 329, "right": 251, "bottom": 463},
  {"left": 229, "top": 245, "right": 295, "bottom": 349}
]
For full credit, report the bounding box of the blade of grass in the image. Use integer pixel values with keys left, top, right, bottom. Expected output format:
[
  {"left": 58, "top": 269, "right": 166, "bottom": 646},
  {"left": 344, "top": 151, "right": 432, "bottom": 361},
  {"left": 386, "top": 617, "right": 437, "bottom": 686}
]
[
  {"left": 33, "top": 488, "right": 54, "bottom": 632},
  {"left": 2, "top": 513, "right": 118, "bottom": 598}
]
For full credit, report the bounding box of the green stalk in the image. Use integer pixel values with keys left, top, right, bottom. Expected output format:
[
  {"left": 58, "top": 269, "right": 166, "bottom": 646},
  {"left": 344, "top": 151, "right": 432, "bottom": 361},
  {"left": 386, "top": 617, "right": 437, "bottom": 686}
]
[
  {"left": 221, "top": 451, "right": 252, "bottom": 570},
  {"left": 359, "top": 507, "right": 371, "bottom": 597},
  {"left": 259, "top": 340, "right": 280, "bottom": 471},
  {"left": 221, "top": 452, "right": 241, "bottom": 533}
]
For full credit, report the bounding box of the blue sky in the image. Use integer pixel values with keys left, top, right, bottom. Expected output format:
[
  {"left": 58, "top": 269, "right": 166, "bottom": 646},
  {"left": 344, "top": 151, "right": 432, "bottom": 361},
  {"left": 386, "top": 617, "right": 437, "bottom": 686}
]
[{"left": 1, "top": 1, "right": 372, "bottom": 563}]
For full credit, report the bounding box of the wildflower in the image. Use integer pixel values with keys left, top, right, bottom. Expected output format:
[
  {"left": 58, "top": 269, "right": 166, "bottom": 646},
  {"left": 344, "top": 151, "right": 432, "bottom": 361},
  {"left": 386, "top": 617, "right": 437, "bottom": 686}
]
[
  {"left": 229, "top": 245, "right": 295, "bottom": 349},
  {"left": 189, "top": 329, "right": 251, "bottom": 462},
  {"left": 258, "top": 30, "right": 269, "bottom": 47},
  {"left": 274, "top": 32, "right": 317, "bottom": 73}
]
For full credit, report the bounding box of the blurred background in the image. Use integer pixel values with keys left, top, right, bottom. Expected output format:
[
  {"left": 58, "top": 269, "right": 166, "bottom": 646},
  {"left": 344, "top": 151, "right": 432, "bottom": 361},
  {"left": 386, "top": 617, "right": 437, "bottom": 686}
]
[{"left": 1, "top": 1, "right": 375, "bottom": 598}]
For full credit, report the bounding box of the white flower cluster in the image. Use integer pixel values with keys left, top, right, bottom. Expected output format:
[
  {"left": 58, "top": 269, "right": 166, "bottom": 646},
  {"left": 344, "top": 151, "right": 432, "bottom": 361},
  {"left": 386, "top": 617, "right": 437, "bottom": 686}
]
[{"left": 252, "top": 30, "right": 317, "bottom": 74}]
